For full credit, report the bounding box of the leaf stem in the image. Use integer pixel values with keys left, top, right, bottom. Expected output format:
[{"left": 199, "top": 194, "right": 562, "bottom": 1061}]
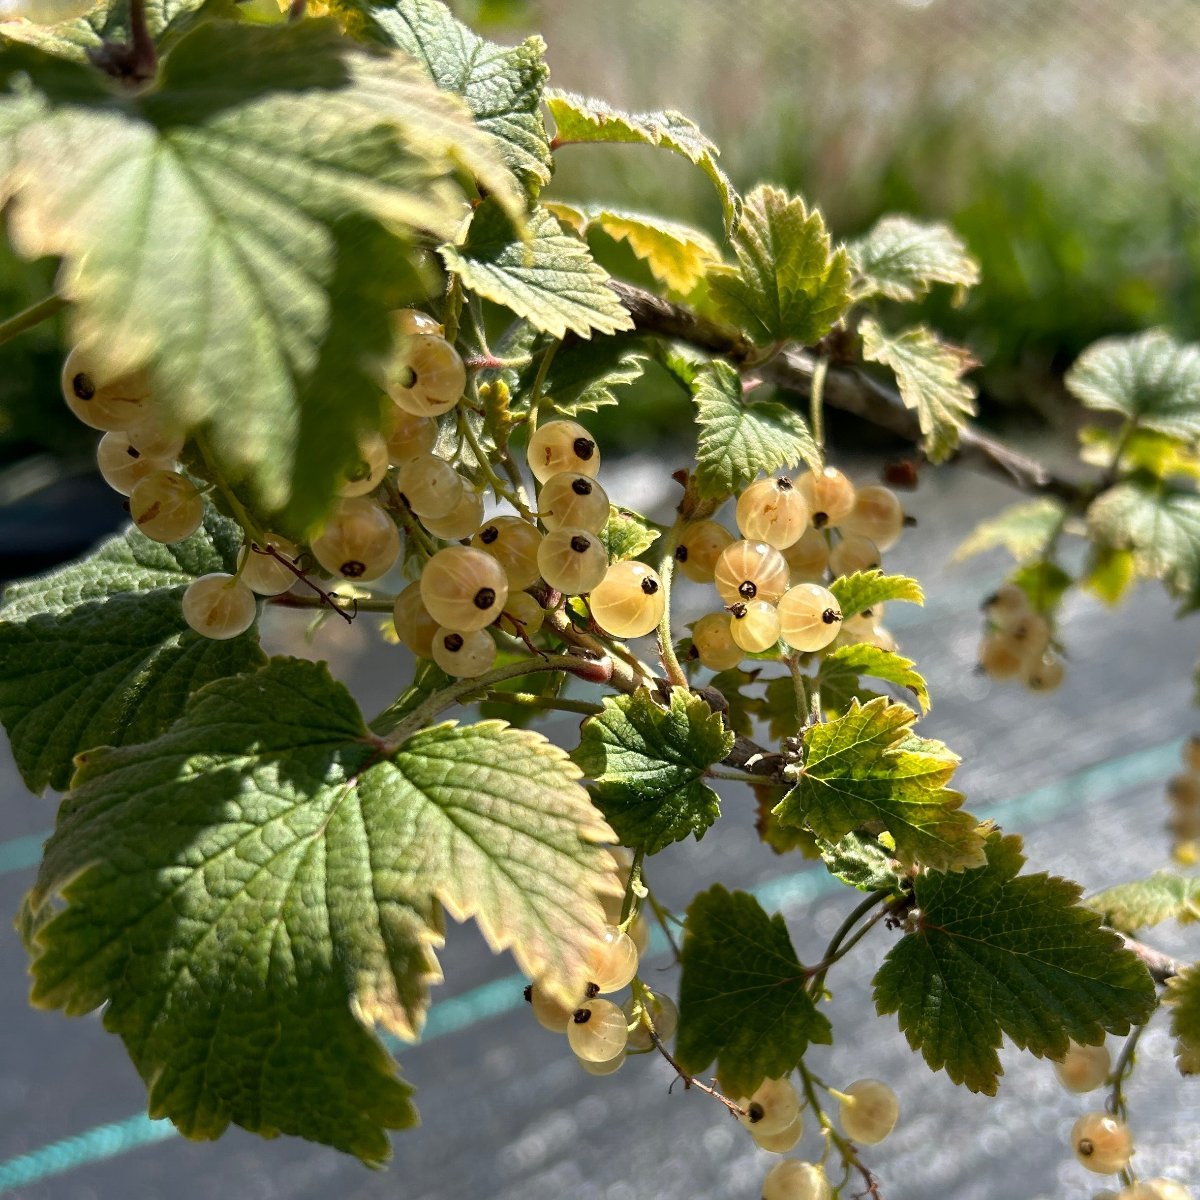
[
  {"left": 809, "top": 353, "right": 829, "bottom": 450},
  {"left": 786, "top": 654, "right": 810, "bottom": 734},
  {"left": 268, "top": 591, "right": 395, "bottom": 614},
  {"left": 528, "top": 339, "right": 560, "bottom": 434},
  {"left": 475, "top": 690, "right": 601, "bottom": 717},
  {"left": 806, "top": 887, "right": 896, "bottom": 996},
  {"left": 459, "top": 408, "right": 534, "bottom": 520},
  {"left": 194, "top": 430, "right": 266, "bottom": 545},
  {"left": 126, "top": 0, "right": 158, "bottom": 81},
  {"left": 645, "top": 888, "right": 683, "bottom": 962},
  {"left": 644, "top": 1023, "right": 747, "bottom": 1118},
  {"left": 656, "top": 517, "right": 689, "bottom": 688},
  {"left": 1107, "top": 1019, "right": 1148, "bottom": 1123},
  {"left": 618, "top": 848, "right": 646, "bottom": 928},
  {"left": 0, "top": 294, "right": 66, "bottom": 347}
]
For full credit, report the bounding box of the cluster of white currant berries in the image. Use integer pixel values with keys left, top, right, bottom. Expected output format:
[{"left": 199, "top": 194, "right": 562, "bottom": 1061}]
[
  {"left": 1164, "top": 734, "right": 1200, "bottom": 865},
  {"left": 677, "top": 466, "right": 906, "bottom": 671},
  {"left": 977, "top": 582, "right": 1064, "bottom": 692}
]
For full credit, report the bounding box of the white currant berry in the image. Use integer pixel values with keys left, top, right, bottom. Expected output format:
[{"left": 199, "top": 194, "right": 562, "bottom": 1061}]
[
  {"left": 420, "top": 487, "right": 484, "bottom": 541},
  {"left": 472, "top": 516, "right": 544, "bottom": 590},
  {"left": 983, "top": 582, "right": 1031, "bottom": 625},
  {"left": 713, "top": 539, "right": 790, "bottom": 606},
  {"left": 738, "top": 1077, "right": 801, "bottom": 1138},
  {"left": 499, "top": 591, "right": 545, "bottom": 639},
  {"left": 1071, "top": 1112, "right": 1133, "bottom": 1174},
  {"left": 728, "top": 599, "right": 781, "bottom": 653},
  {"left": 392, "top": 582, "right": 440, "bottom": 659},
  {"left": 736, "top": 476, "right": 810, "bottom": 549},
  {"left": 1123, "top": 1180, "right": 1194, "bottom": 1200},
  {"left": 1053, "top": 1041, "right": 1111, "bottom": 1093},
  {"left": 525, "top": 982, "right": 581, "bottom": 1034},
  {"left": 537, "top": 472, "right": 610, "bottom": 533},
  {"left": 537, "top": 527, "right": 608, "bottom": 595},
  {"left": 1184, "top": 734, "right": 1200, "bottom": 773},
  {"left": 338, "top": 432, "right": 389, "bottom": 498},
  {"left": 392, "top": 308, "right": 443, "bottom": 337},
  {"left": 752, "top": 1113, "right": 804, "bottom": 1155},
  {"left": 126, "top": 419, "right": 185, "bottom": 462},
  {"left": 394, "top": 453, "right": 464, "bottom": 520},
  {"left": 128, "top": 470, "right": 204, "bottom": 544},
  {"left": 579, "top": 1049, "right": 626, "bottom": 1076},
  {"left": 840, "top": 606, "right": 883, "bottom": 641},
  {"left": 623, "top": 991, "right": 678, "bottom": 1052},
  {"left": 526, "top": 419, "right": 600, "bottom": 484},
  {"left": 1167, "top": 774, "right": 1200, "bottom": 808},
  {"left": 762, "top": 1160, "right": 830, "bottom": 1200},
  {"left": 388, "top": 334, "right": 465, "bottom": 417},
  {"left": 867, "top": 625, "right": 897, "bottom": 653},
  {"left": 783, "top": 527, "right": 830, "bottom": 582},
  {"left": 589, "top": 561, "right": 664, "bottom": 638},
  {"left": 1008, "top": 611, "right": 1051, "bottom": 657},
  {"left": 432, "top": 627, "right": 496, "bottom": 677},
  {"left": 778, "top": 583, "right": 842, "bottom": 652},
  {"left": 1025, "top": 652, "right": 1065, "bottom": 693},
  {"left": 829, "top": 533, "right": 881, "bottom": 578},
  {"left": 567, "top": 999, "right": 628, "bottom": 1063},
  {"left": 385, "top": 408, "right": 438, "bottom": 463},
  {"left": 674, "top": 520, "right": 735, "bottom": 584},
  {"left": 61, "top": 348, "right": 152, "bottom": 431},
  {"left": 237, "top": 534, "right": 300, "bottom": 596},
  {"left": 837, "top": 1078, "right": 899, "bottom": 1145},
  {"left": 96, "top": 431, "right": 173, "bottom": 496},
  {"left": 420, "top": 545, "right": 509, "bottom": 632},
  {"left": 797, "top": 466, "right": 856, "bottom": 528},
  {"left": 628, "top": 913, "right": 649, "bottom": 956},
  {"left": 586, "top": 924, "right": 639, "bottom": 993},
  {"left": 691, "top": 612, "right": 743, "bottom": 671},
  {"left": 842, "top": 484, "right": 905, "bottom": 551},
  {"left": 310, "top": 498, "right": 400, "bottom": 581},
  {"left": 979, "top": 632, "right": 1025, "bottom": 680},
  {"left": 181, "top": 573, "right": 256, "bottom": 640}
]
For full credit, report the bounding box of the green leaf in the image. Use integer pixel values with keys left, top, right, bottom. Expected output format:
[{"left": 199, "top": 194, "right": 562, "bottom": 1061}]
[
  {"left": 709, "top": 185, "right": 852, "bottom": 346},
  {"left": 546, "top": 201, "right": 721, "bottom": 295},
  {"left": 545, "top": 89, "right": 740, "bottom": 237},
  {"left": 24, "top": 658, "right": 620, "bottom": 1159},
  {"left": 571, "top": 687, "right": 733, "bottom": 854},
  {"left": 763, "top": 674, "right": 804, "bottom": 743},
  {"left": 953, "top": 498, "right": 1067, "bottom": 564},
  {"left": 598, "top": 506, "right": 661, "bottom": 562},
  {"left": 0, "top": 0, "right": 214, "bottom": 60},
  {"left": 707, "top": 666, "right": 766, "bottom": 738},
  {"left": 1066, "top": 329, "right": 1200, "bottom": 443},
  {"left": 1083, "top": 545, "right": 1137, "bottom": 606},
  {"left": 1087, "top": 476, "right": 1200, "bottom": 605},
  {"left": 1, "top": 23, "right": 520, "bottom": 530},
  {"left": 1166, "top": 962, "right": 1200, "bottom": 1076},
  {"left": 828, "top": 569, "right": 924, "bottom": 622},
  {"left": 775, "top": 697, "right": 985, "bottom": 872},
  {"left": 0, "top": 505, "right": 264, "bottom": 793},
  {"left": 1008, "top": 560, "right": 1075, "bottom": 615},
  {"left": 440, "top": 201, "right": 634, "bottom": 339},
  {"left": 818, "top": 643, "right": 930, "bottom": 715},
  {"left": 815, "top": 832, "right": 904, "bottom": 893},
  {"left": 513, "top": 333, "right": 649, "bottom": 417},
  {"left": 848, "top": 215, "right": 980, "bottom": 303},
  {"left": 675, "top": 885, "right": 832, "bottom": 1096},
  {"left": 692, "top": 360, "right": 820, "bottom": 500},
  {"left": 339, "top": 0, "right": 552, "bottom": 199},
  {"left": 873, "top": 831, "right": 1157, "bottom": 1095},
  {"left": 1084, "top": 871, "right": 1200, "bottom": 932},
  {"left": 860, "top": 317, "right": 979, "bottom": 463}
]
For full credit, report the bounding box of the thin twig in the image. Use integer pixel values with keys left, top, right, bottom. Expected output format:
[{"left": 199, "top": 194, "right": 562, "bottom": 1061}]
[
  {"left": 1120, "top": 934, "right": 1184, "bottom": 985},
  {"left": 646, "top": 1027, "right": 747, "bottom": 1119},
  {"left": 0, "top": 295, "right": 66, "bottom": 347}
]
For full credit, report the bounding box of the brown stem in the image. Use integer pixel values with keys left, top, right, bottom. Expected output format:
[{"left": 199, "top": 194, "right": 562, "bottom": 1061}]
[
  {"left": 646, "top": 1027, "right": 747, "bottom": 1119},
  {"left": 1120, "top": 934, "right": 1184, "bottom": 984}
]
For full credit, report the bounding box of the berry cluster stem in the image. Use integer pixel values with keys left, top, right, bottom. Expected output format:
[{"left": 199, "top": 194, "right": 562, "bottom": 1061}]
[
  {"left": 806, "top": 886, "right": 896, "bottom": 997},
  {"left": 642, "top": 1022, "right": 747, "bottom": 1119},
  {"left": 193, "top": 430, "right": 267, "bottom": 545},
  {"left": 809, "top": 352, "right": 829, "bottom": 450},
  {"left": 0, "top": 294, "right": 66, "bottom": 347},
  {"left": 655, "top": 517, "right": 689, "bottom": 688},
  {"left": 797, "top": 1063, "right": 885, "bottom": 1200}
]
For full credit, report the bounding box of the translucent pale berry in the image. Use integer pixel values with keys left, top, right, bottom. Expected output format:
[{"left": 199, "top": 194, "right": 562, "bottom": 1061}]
[
  {"left": 842, "top": 484, "right": 905, "bottom": 551},
  {"left": 586, "top": 925, "right": 639, "bottom": 993},
  {"left": 1185, "top": 734, "right": 1200, "bottom": 773},
  {"left": 420, "top": 488, "right": 484, "bottom": 541},
  {"left": 237, "top": 534, "right": 300, "bottom": 596},
  {"left": 728, "top": 599, "right": 781, "bottom": 653},
  {"left": 526, "top": 419, "right": 600, "bottom": 484},
  {"left": 128, "top": 470, "right": 204, "bottom": 544},
  {"left": 736, "top": 476, "right": 810, "bottom": 549},
  {"left": 691, "top": 612, "right": 743, "bottom": 671},
  {"left": 498, "top": 591, "right": 545, "bottom": 639},
  {"left": 388, "top": 334, "right": 465, "bottom": 417},
  {"left": 589, "top": 561, "right": 664, "bottom": 638},
  {"left": 829, "top": 534, "right": 881, "bottom": 578},
  {"left": 737, "top": 1077, "right": 801, "bottom": 1138},
  {"left": 840, "top": 606, "right": 882, "bottom": 641},
  {"left": 394, "top": 453, "right": 464, "bottom": 520},
  {"left": 125, "top": 420, "right": 185, "bottom": 462},
  {"left": 392, "top": 581, "right": 440, "bottom": 659},
  {"left": 310, "top": 498, "right": 400, "bottom": 581},
  {"left": 1053, "top": 1041, "right": 1111, "bottom": 1093},
  {"left": 979, "top": 633, "right": 1025, "bottom": 680},
  {"left": 752, "top": 1113, "right": 804, "bottom": 1155},
  {"left": 984, "top": 582, "right": 1031, "bottom": 625},
  {"left": 96, "top": 431, "right": 173, "bottom": 496},
  {"left": 762, "top": 1160, "right": 830, "bottom": 1200},
  {"left": 674, "top": 520, "right": 735, "bottom": 584},
  {"left": 526, "top": 982, "right": 581, "bottom": 1033},
  {"left": 420, "top": 545, "right": 509, "bottom": 632},
  {"left": 837, "top": 1078, "right": 899, "bottom": 1145},
  {"left": 537, "top": 527, "right": 608, "bottom": 595},
  {"left": 538, "top": 472, "right": 610, "bottom": 533},
  {"left": 567, "top": 999, "right": 628, "bottom": 1063},
  {"left": 1008, "top": 612, "right": 1051, "bottom": 658},
  {"left": 783, "top": 527, "right": 830, "bottom": 582},
  {"left": 797, "top": 466, "right": 856, "bottom": 528},
  {"left": 61, "top": 348, "right": 152, "bottom": 431},
  {"left": 628, "top": 913, "right": 650, "bottom": 956},
  {"left": 1025, "top": 652, "right": 1065, "bottom": 693},
  {"left": 385, "top": 409, "right": 438, "bottom": 463},
  {"left": 778, "top": 583, "right": 842, "bottom": 652},
  {"left": 713, "top": 540, "right": 790, "bottom": 606},
  {"left": 623, "top": 991, "right": 678, "bottom": 1052},
  {"left": 338, "top": 432, "right": 389, "bottom": 498},
  {"left": 1071, "top": 1112, "right": 1133, "bottom": 1174},
  {"left": 472, "top": 516, "right": 544, "bottom": 590},
  {"left": 432, "top": 627, "right": 496, "bottom": 677},
  {"left": 181, "top": 573, "right": 256, "bottom": 640},
  {"left": 1167, "top": 774, "right": 1200, "bottom": 808},
  {"left": 868, "top": 625, "right": 897, "bottom": 653},
  {"left": 579, "top": 1050, "right": 626, "bottom": 1076},
  {"left": 393, "top": 308, "right": 443, "bottom": 337},
  {"left": 1122, "top": 1180, "right": 1194, "bottom": 1200}
]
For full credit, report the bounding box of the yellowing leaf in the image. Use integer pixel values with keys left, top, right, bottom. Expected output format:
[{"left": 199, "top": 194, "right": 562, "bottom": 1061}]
[{"left": 849, "top": 215, "right": 980, "bottom": 303}]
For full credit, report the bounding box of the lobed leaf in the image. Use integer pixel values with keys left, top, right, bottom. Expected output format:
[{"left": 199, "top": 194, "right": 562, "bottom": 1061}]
[
  {"left": 818, "top": 643, "right": 930, "bottom": 715},
  {"left": 598, "top": 506, "right": 661, "bottom": 563},
  {"left": 953, "top": 497, "right": 1067, "bottom": 564},
  {"left": 848, "top": 215, "right": 980, "bottom": 303},
  {"left": 828, "top": 569, "right": 924, "bottom": 621},
  {"left": 873, "top": 832, "right": 1158, "bottom": 1095},
  {"left": 511, "top": 333, "right": 650, "bottom": 417},
  {"left": 675, "top": 885, "right": 832, "bottom": 1097},
  {"left": 0, "top": 0, "right": 214, "bottom": 60},
  {"left": 571, "top": 687, "right": 733, "bottom": 854},
  {"left": 1084, "top": 871, "right": 1200, "bottom": 932},
  {"left": 815, "top": 832, "right": 904, "bottom": 893},
  {"left": 1166, "top": 961, "right": 1200, "bottom": 1076}
]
